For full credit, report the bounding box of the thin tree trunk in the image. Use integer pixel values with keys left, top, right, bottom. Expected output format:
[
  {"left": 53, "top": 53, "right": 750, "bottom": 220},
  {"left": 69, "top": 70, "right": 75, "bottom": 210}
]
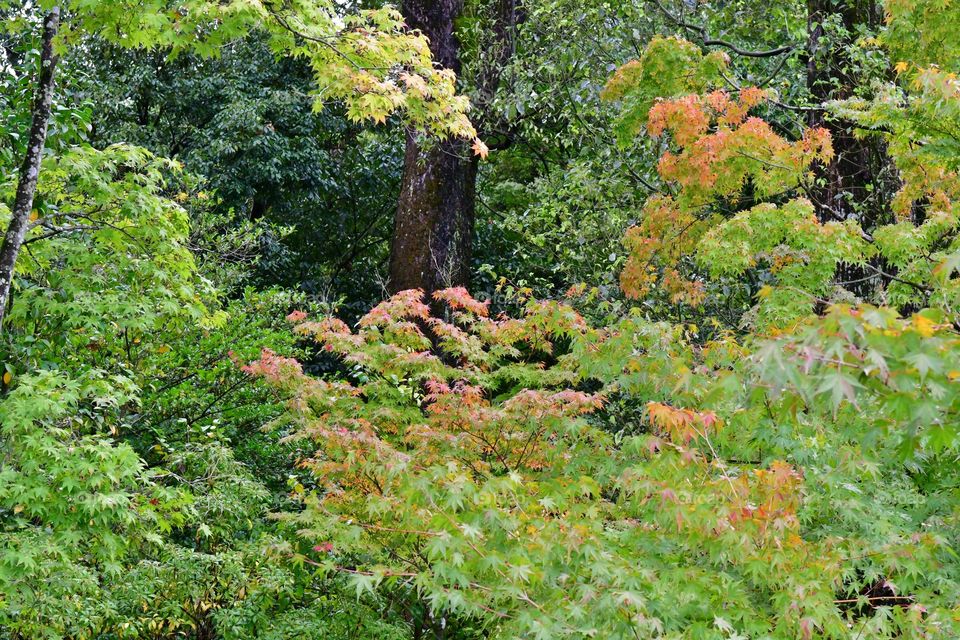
[
  {"left": 805, "top": 0, "right": 889, "bottom": 225},
  {"left": 0, "top": 6, "right": 60, "bottom": 331},
  {"left": 805, "top": 0, "right": 896, "bottom": 297}
]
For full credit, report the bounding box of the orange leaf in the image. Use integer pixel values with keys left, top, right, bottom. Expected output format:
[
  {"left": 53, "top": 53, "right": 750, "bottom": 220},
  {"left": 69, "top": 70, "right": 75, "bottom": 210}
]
[{"left": 471, "top": 138, "right": 489, "bottom": 159}]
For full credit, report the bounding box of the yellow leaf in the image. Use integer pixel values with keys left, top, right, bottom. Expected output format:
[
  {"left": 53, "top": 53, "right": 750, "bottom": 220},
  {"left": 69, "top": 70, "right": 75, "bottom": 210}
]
[
  {"left": 912, "top": 314, "right": 937, "bottom": 338},
  {"left": 13, "top": 504, "right": 23, "bottom": 514},
  {"left": 2, "top": 371, "right": 10, "bottom": 385},
  {"left": 894, "top": 61, "right": 909, "bottom": 75},
  {"left": 29, "top": 209, "right": 38, "bottom": 222}
]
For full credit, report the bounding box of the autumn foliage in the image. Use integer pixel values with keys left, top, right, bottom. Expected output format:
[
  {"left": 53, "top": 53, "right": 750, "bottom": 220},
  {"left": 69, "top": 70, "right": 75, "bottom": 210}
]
[
  {"left": 245, "top": 286, "right": 960, "bottom": 638},
  {"left": 618, "top": 86, "right": 835, "bottom": 310},
  {"left": 6, "top": 1, "right": 960, "bottom": 638}
]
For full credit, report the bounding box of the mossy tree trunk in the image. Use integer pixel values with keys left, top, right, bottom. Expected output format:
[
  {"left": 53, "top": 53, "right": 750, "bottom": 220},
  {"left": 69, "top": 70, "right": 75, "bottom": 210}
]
[
  {"left": 389, "top": 0, "right": 518, "bottom": 296},
  {"left": 389, "top": 0, "right": 478, "bottom": 295}
]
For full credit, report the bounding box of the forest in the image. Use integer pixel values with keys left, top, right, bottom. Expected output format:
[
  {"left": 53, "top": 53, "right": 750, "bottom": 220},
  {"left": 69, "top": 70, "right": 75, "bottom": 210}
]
[{"left": 1, "top": 0, "right": 959, "bottom": 638}]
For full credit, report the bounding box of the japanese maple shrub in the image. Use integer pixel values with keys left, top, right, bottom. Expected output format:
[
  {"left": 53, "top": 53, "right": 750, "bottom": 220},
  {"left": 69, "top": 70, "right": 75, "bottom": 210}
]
[{"left": 246, "top": 287, "right": 960, "bottom": 639}]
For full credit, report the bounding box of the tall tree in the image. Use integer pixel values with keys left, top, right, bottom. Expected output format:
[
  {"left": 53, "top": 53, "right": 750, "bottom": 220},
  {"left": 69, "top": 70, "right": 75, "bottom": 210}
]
[
  {"left": 0, "top": 0, "right": 477, "bottom": 327},
  {"left": 389, "top": 0, "right": 517, "bottom": 295},
  {"left": 390, "top": 0, "right": 477, "bottom": 295},
  {"left": 803, "top": 0, "right": 896, "bottom": 297}
]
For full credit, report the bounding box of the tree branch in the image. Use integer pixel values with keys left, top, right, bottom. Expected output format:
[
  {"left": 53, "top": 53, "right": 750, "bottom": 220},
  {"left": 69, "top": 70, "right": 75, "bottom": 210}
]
[{"left": 653, "top": 0, "right": 796, "bottom": 58}]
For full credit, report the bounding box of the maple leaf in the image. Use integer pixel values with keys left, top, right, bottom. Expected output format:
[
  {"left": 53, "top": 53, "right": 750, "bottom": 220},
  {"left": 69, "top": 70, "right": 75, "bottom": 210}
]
[
  {"left": 285, "top": 310, "right": 308, "bottom": 323},
  {"left": 471, "top": 138, "right": 489, "bottom": 159}
]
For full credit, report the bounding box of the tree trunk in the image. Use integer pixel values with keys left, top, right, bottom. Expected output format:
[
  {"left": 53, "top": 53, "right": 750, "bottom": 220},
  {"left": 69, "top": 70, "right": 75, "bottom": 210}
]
[
  {"left": 0, "top": 6, "right": 60, "bottom": 331},
  {"left": 805, "top": 0, "right": 899, "bottom": 297},
  {"left": 390, "top": 133, "right": 478, "bottom": 294},
  {"left": 389, "top": 0, "right": 477, "bottom": 295},
  {"left": 805, "top": 0, "right": 889, "bottom": 225}
]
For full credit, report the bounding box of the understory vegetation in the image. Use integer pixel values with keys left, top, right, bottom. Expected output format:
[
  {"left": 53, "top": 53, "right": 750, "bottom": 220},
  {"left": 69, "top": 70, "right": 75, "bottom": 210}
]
[{"left": 2, "top": 0, "right": 960, "bottom": 638}]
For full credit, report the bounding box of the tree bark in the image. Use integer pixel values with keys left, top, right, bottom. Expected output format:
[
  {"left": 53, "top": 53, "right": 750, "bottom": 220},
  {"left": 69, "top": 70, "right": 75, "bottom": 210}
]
[
  {"left": 0, "top": 6, "right": 60, "bottom": 331},
  {"left": 805, "top": 0, "right": 899, "bottom": 297},
  {"left": 389, "top": 0, "right": 476, "bottom": 295},
  {"left": 389, "top": 0, "right": 518, "bottom": 296},
  {"left": 390, "top": 132, "right": 478, "bottom": 294}
]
